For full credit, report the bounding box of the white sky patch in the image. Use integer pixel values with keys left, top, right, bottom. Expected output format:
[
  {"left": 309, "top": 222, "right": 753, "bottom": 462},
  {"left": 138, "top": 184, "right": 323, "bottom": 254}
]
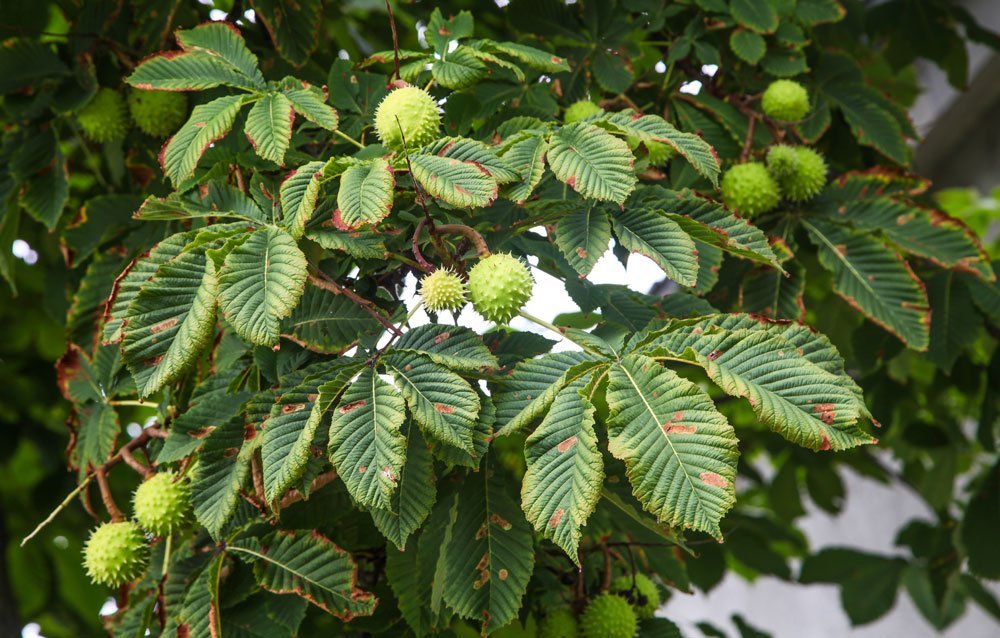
[
  {"left": 416, "top": 21, "right": 428, "bottom": 48},
  {"left": 701, "top": 64, "right": 719, "bottom": 77},
  {"left": 338, "top": 49, "right": 350, "bottom": 60},
  {"left": 243, "top": 9, "right": 256, "bottom": 23},
  {"left": 208, "top": 9, "right": 227, "bottom": 21},
  {"left": 127, "top": 422, "right": 143, "bottom": 438},
  {"left": 679, "top": 80, "right": 702, "bottom": 95},
  {"left": 12, "top": 239, "right": 38, "bottom": 265},
  {"left": 655, "top": 60, "right": 667, "bottom": 73},
  {"left": 494, "top": 0, "right": 511, "bottom": 7},
  {"left": 100, "top": 598, "right": 118, "bottom": 616},
  {"left": 447, "top": 40, "right": 459, "bottom": 53},
  {"left": 21, "top": 624, "right": 44, "bottom": 638}
]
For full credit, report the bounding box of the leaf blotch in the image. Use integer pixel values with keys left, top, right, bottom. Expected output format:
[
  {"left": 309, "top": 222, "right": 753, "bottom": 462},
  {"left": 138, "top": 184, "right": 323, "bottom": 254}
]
[{"left": 699, "top": 471, "right": 727, "bottom": 488}]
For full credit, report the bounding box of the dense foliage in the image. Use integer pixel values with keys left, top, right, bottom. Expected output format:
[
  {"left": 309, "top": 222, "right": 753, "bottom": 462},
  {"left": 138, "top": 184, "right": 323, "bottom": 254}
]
[{"left": 2, "top": 1, "right": 999, "bottom": 637}]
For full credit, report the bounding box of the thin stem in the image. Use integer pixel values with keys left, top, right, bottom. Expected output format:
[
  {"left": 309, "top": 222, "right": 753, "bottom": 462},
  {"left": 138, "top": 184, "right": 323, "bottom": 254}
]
[
  {"left": 601, "top": 543, "right": 613, "bottom": 592},
  {"left": 433, "top": 224, "right": 491, "bottom": 257},
  {"left": 308, "top": 270, "right": 402, "bottom": 336},
  {"left": 404, "top": 298, "right": 424, "bottom": 327},
  {"left": 411, "top": 217, "right": 434, "bottom": 272},
  {"left": 21, "top": 476, "right": 93, "bottom": 546},
  {"left": 162, "top": 534, "right": 172, "bottom": 577},
  {"left": 333, "top": 129, "right": 365, "bottom": 149},
  {"left": 109, "top": 400, "right": 150, "bottom": 407},
  {"left": 95, "top": 467, "right": 124, "bottom": 522},
  {"left": 740, "top": 110, "right": 757, "bottom": 162},
  {"left": 120, "top": 446, "right": 153, "bottom": 478},
  {"left": 384, "top": 0, "right": 401, "bottom": 83},
  {"left": 423, "top": 78, "right": 435, "bottom": 92},
  {"left": 388, "top": 252, "right": 430, "bottom": 273}
]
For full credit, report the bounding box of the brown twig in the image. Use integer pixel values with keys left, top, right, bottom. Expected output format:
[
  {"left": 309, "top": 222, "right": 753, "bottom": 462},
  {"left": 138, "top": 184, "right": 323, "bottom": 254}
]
[
  {"left": 95, "top": 467, "right": 124, "bottom": 522},
  {"left": 396, "top": 117, "right": 452, "bottom": 266},
  {"left": 433, "top": 224, "right": 491, "bottom": 257},
  {"left": 384, "top": 0, "right": 401, "bottom": 83},
  {"left": 307, "top": 270, "right": 402, "bottom": 336},
  {"left": 279, "top": 470, "right": 338, "bottom": 508},
  {"left": 251, "top": 453, "right": 267, "bottom": 511},
  {"left": 740, "top": 111, "right": 757, "bottom": 162},
  {"left": 601, "top": 542, "right": 613, "bottom": 592},
  {"left": 411, "top": 217, "right": 435, "bottom": 272},
  {"left": 120, "top": 446, "right": 153, "bottom": 478}
]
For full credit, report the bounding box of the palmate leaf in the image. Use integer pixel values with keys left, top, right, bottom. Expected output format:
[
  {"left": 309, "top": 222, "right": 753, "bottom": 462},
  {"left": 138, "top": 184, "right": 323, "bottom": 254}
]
[
  {"left": 161, "top": 94, "right": 247, "bottom": 186},
  {"left": 393, "top": 323, "right": 499, "bottom": 372},
  {"left": 279, "top": 160, "right": 325, "bottom": 239},
  {"left": 282, "top": 284, "right": 385, "bottom": 354},
  {"left": 121, "top": 250, "right": 218, "bottom": 398},
  {"left": 555, "top": 206, "right": 612, "bottom": 276},
  {"left": 328, "top": 368, "right": 407, "bottom": 510},
  {"left": 499, "top": 133, "right": 548, "bottom": 204},
  {"left": 335, "top": 159, "right": 394, "bottom": 229},
  {"left": 192, "top": 417, "right": 252, "bottom": 537},
  {"left": 245, "top": 92, "right": 295, "bottom": 165},
  {"left": 174, "top": 21, "right": 266, "bottom": 89},
  {"left": 370, "top": 423, "right": 436, "bottom": 550},
  {"left": 641, "top": 322, "right": 873, "bottom": 450},
  {"left": 383, "top": 352, "right": 481, "bottom": 454},
  {"left": 607, "top": 355, "right": 738, "bottom": 539},
  {"left": 521, "top": 379, "right": 603, "bottom": 561},
  {"left": 229, "top": 530, "right": 376, "bottom": 619},
  {"left": 547, "top": 122, "right": 636, "bottom": 205},
  {"left": 127, "top": 51, "right": 258, "bottom": 91},
  {"left": 597, "top": 112, "right": 721, "bottom": 187},
  {"left": 492, "top": 352, "right": 604, "bottom": 436},
  {"left": 803, "top": 218, "right": 930, "bottom": 350},
  {"left": 218, "top": 227, "right": 307, "bottom": 346},
  {"left": 611, "top": 207, "right": 699, "bottom": 286},
  {"left": 443, "top": 465, "right": 534, "bottom": 634},
  {"left": 410, "top": 153, "right": 499, "bottom": 208}
]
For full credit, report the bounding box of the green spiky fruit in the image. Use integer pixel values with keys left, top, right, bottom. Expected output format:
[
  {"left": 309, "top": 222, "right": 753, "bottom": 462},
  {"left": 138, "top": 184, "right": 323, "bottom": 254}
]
[
  {"left": 761, "top": 79, "right": 810, "bottom": 122},
  {"left": 374, "top": 86, "right": 440, "bottom": 151},
  {"left": 778, "top": 146, "right": 827, "bottom": 202},
  {"left": 133, "top": 470, "right": 192, "bottom": 536},
  {"left": 645, "top": 140, "right": 676, "bottom": 166},
  {"left": 420, "top": 268, "right": 467, "bottom": 313},
  {"left": 77, "top": 88, "right": 130, "bottom": 142},
  {"left": 765, "top": 144, "right": 799, "bottom": 178},
  {"left": 564, "top": 100, "right": 603, "bottom": 123},
  {"left": 581, "top": 594, "right": 637, "bottom": 638},
  {"left": 611, "top": 574, "right": 661, "bottom": 619},
  {"left": 721, "top": 162, "right": 781, "bottom": 216},
  {"left": 467, "top": 253, "right": 534, "bottom": 324},
  {"left": 128, "top": 89, "right": 188, "bottom": 137},
  {"left": 539, "top": 607, "right": 579, "bottom": 638},
  {"left": 83, "top": 521, "right": 149, "bottom": 586}
]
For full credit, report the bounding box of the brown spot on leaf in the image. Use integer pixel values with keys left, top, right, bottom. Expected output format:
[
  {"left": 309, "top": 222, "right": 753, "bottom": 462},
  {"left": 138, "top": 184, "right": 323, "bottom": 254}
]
[
  {"left": 476, "top": 522, "right": 488, "bottom": 540},
  {"left": 813, "top": 403, "right": 836, "bottom": 425},
  {"left": 835, "top": 244, "right": 847, "bottom": 256},
  {"left": 434, "top": 403, "right": 455, "bottom": 414},
  {"left": 548, "top": 508, "right": 565, "bottom": 527},
  {"left": 433, "top": 331, "right": 451, "bottom": 344},
  {"left": 663, "top": 423, "right": 696, "bottom": 435},
  {"left": 381, "top": 466, "right": 397, "bottom": 482},
  {"left": 339, "top": 400, "right": 367, "bottom": 413},
  {"left": 699, "top": 472, "right": 727, "bottom": 488},
  {"left": 707, "top": 349, "right": 723, "bottom": 361},
  {"left": 819, "top": 434, "right": 832, "bottom": 451},
  {"left": 498, "top": 569, "right": 508, "bottom": 581},
  {"left": 358, "top": 465, "right": 367, "bottom": 473},
  {"left": 490, "top": 513, "right": 512, "bottom": 530},
  {"left": 281, "top": 403, "right": 307, "bottom": 414},
  {"left": 575, "top": 247, "right": 588, "bottom": 259},
  {"left": 566, "top": 176, "right": 576, "bottom": 188},
  {"left": 474, "top": 553, "right": 490, "bottom": 589},
  {"left": 151, "top": 318, "right": 177, "bottom": 334},
  {"left": 557, "top": 436, "right": 577, "bottom": 453}
]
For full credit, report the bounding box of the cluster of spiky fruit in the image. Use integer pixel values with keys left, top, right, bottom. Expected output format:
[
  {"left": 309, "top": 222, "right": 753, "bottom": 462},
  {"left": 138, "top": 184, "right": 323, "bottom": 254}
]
[
  {"left": 467, "top": 253, "right": 534, "bottom": 324},
  {"left": 419, "top": 268, "right": 467, "bottom": 313},
  {"left": 374, "top": 85, "right": 440, "bottom": 150},
  {"left": 610, "top": 573, "right": 662, "bottom": 620},
  {"left": 722, "top": 144, "right": 828, "bottom": 215},
  {"left": 539, "top": 573, "right": 662, "bottom": 638},
  {"left": 76, "top": 88, "right": 130, "bottom": 142},
  {"left": 761, "top": 79, "right": 810, "bottom": 122},
  {"left": 128, "top": 89, "right": 188, "bottom": 137},
  {"left": 82, "top": 470, "right": 193, "bottom": 586},
  {"left": 581, "top": 593, "right": 638, "bottom": 638},
  {"left": 721, "top": 162, "right": 781, "bottom": 216}
]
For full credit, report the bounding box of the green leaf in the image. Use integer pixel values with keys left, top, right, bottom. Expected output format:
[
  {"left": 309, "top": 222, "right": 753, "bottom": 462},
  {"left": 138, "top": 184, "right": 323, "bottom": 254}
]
[
  {"left": 521, "top": 379, "right": 603, "bottom": 560},
  {"left": 250, "top": 0, "right": 323, "bottom": 66},
  {"left": 433, "top": 47, "right": 488, "bottom": 89},
  {"left": 730, "top": 0, "right": 779, "bottom": 33},
  {"left": 492, "top": 352, "right": 603, "bottom": 436},
  {"left": 926, "top": 271, "right": 983, "bottom": 373},
  {"left": 410, "top": 152, "right": 499, "bottom": 208},
  {"left": 606, "top": 354, "right": 738, "bottom": 539},
  {"left": 161, "top": 95, "right": 247, "bottom": 186},
  {"left": 598, "top": 112, "right": 721, "bottom": 187},
  {"left": 229, "top": 530, "right": 376, "bottom": 619},
  {"left": 555, "top": 206, "right": 612, "bottom": 277},
  {"left": 306, "top": 228, "right": 387, "bottom": 259},
  {"left": 192, "top": 417, "right": 251, "bottom": 537},
  {"left": 427, "top": 9, "right": 475, "bottom": 53},
  {"left": 178, "top": 554, "right": 223, "bottom": 638},
  {"left": 328, "top": 367, "right": 407, "bottom": 510},
  {"left": 20, "top": 151, "right": 68, "bottom": 230},
  {"left": 730, "top": 29, "right": 766, "bottom": 64},
  {"left": 158, "top": 371, "right": 252, "bottom": 463},
  {"left": 371, "top": 423, "right": 436, "bottom": 550},
  {"left": 218, "top": 227, "right": 307, "bottom": 347},
  {"left": 175, "top": 22, "right": 266, "bottom": 89},
  {"left": 593, "top": 50, "right": 633, "bottom": 93},
  {"left": 0, "top": 39, "right": 67, "bottom": 94},
  {"left": 482, "top": 41, "right": 569, "bottom": 73},
  {"left": 74, "top": 403, "right": 119, "bottom": 478},
  {"left": 443, "top": 466, "right": 534, "bottom": 634},
  {"left": 803, "top": 219, "right": 930, "bottom": 350},
  {"left": 127, "top": 51, "right": 258, "bottom": 91},
  {"left": 548, "top": 122, "right": 637, "bottom": 204},
  {"left": 645, "top": 326, "right": 872, "bottom": 450},
  {"left": 393, "top": 323, "right": 499, "bottom": 372},
  {"left": 826, "top": 88, "right": 908, "bottom": 164},
  {"left": 246, "top": 92, "right": 295, "bottom": 165},
  {"left": 103, "top": 232, "right": 194, "bottom": 344},
  {"left": 958, "top": 463, "right": 1000, "bottom": 579},
  {"left": 220, "top": 593, "right": 307, "bottom": 638},
  {"left": 422, "top": 137, "right": 520, "bottom": 184},
  {"left": 740, "top": 261, "right": 806, "bottom": 320},
  {"left": 612, "top": 207, "right": 699, "bottom": 286},
  {"left": 499, "top": 133, "right": 549, "bottom": 204},
  {"left": 282, "top": 81, "right": 339, "bottom": 130},
  {"left": 279, "top": 160, "right": 326, "bottom": 239},
  {"left": 796, "top": 0, "right": 846, "bottom": 25},
  {"left": 283, "top": 283, "right": 385, "bottom": 354},
  {"left": 336, "top": 159, "right": 394, "bottom": 229},
  {"left": 121, "top": 250, "right": 218, "bottom": 397},
  {"left": 384, "top": 352, "right": 481, "bottom": 454}
]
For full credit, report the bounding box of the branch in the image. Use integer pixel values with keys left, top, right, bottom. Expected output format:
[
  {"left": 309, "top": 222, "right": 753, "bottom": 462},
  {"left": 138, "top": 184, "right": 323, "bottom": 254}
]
[
  {"left": 433, "top": 224, "right": 491, "bottom": 257},
  {"left": 384, "top": 0, "right": 401, "bottom": 83},
  {"left": 120, "top": 445, "right": 153, "bottom": 479},
  {"left": 95, "top": 467, "right": 124, "bottom": 522},
  {"left": 411, "top": 217, "right": 435, "bottom": 272},
  {"left": 308, "top": 270, "right": 402, "bottom": 336}
]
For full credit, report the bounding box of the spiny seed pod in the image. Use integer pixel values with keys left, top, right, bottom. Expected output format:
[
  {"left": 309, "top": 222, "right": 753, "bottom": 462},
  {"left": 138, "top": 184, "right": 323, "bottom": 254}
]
[
  {"left": 374, "top": 86, "right": 440, "bottom": 151},
  {"left": 420, "top": 268, "right": 467, "bottom": 313},
  {"left": 564, "top": 100, "right": 603, "bottom": 123},
  {"left": 611, "top": 573, "right": 661, "bottom": 619},
  {"left": 467, "top": 253, "right": 534, "bottom": 325},
  {"left": 127, "top": 89, "right": 188, "bottom": 137},
  {"left": 539, "top": 607, "right": 579, "bottom": 638},
  {"left": 721, "top": 162, "right": 781, "bottom": 216},
  {"left": 133, "top": 471, "right": 192, "bottom": 536},
  {"left": 77, "top": 88, "right": 130, "bottom": 143},
  {"left": 645, "top": 140, "right": 677, "bottom": 167},
  {"left": 765, "top": 144, "right": 799, "bottom": 178},
  {"left": 761, "top": 79, "right": 810, "bottom": 122},
  {"left": 580, "top": 594, "right": 637, "bottom": 638},
  {"left": 83, "top": 521, "right": 149, "bottom": 586},
  {"left": 779, "top": 146, "right": 827, "bottom": 202}
]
